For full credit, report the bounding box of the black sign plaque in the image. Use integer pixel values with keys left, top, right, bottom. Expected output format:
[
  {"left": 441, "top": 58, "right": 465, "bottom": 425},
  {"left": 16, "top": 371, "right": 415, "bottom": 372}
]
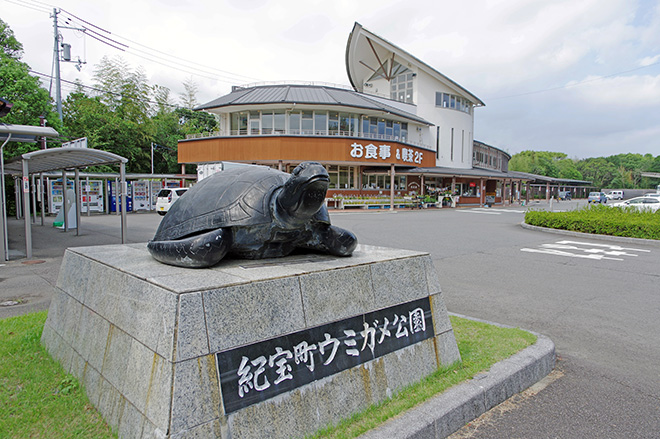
[{"left": 216, "top": 297, "right": 434, "bottom": 414}]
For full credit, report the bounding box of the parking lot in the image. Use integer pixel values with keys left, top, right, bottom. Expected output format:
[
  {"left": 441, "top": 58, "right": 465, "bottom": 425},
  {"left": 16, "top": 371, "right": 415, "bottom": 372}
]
[{"left": 2, "top": 201, "right": 660, "bottom": 437}]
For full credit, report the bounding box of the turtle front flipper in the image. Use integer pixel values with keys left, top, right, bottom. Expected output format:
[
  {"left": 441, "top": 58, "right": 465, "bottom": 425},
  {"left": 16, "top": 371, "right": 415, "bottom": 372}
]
[
  {"left": 301, "top": 224, "right": 358, "bottom": 257},
  {"left": 147, "top": 228, "right": 232, "bottom": 268}
]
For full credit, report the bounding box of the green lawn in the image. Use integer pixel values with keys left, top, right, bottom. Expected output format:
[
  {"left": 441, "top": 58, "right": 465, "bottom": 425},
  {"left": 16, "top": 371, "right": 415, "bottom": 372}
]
[
  {"left": 1, "top": 312, "right": 536, "bottom": 439},
  {"left": 0, "top": 311, "right": 115, "bottom": 439},
  {"left": 308, "top": 316, "right": 537, "bottom": 438}
]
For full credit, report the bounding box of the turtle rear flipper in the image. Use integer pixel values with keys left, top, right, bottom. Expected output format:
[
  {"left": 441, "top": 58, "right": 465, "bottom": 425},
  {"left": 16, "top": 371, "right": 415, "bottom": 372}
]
[{"left": 147, "top": 228, "right": 232, "bottom": 268}]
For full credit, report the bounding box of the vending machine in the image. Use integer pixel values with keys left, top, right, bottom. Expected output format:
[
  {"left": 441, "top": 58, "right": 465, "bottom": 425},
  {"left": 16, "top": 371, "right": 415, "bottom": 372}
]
[
  {"left": 108, "top": 180, "right": 133, "bottom": 212},
  {"left": 48, "top": 179, "right": 74, "bottom": 215},
  {"left": 150, "top": 180, "right": 164, "bottom": 210},
  {"left": 132, "top": 180, "right": 150, "bottom": 211},
  {"left": 80, "top": 180, "right": 104, "bottom": 213}
]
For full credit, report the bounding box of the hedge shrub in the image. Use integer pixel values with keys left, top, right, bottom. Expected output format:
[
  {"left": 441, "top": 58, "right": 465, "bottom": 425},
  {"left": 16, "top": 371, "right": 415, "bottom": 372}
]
[{"left": 525, "top": 204, "right": 660, "bottom": 240}]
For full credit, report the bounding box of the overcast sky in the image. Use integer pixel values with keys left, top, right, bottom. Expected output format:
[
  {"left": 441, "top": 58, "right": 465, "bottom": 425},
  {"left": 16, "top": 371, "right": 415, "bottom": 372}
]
[{"left": 3, "top": 0, "right": 659, "bottom": 159}]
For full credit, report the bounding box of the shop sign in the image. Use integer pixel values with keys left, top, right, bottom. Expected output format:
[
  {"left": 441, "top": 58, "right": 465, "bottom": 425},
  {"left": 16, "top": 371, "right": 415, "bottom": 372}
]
[
  {"left": 216, "top": 297, "right": 434, "bottom": 414},
  {"left": 349, "top": 142, "right": 423, "bottom": 164},
  {"left": 469, "top": 182, "right": 476, "bottom": 187}
]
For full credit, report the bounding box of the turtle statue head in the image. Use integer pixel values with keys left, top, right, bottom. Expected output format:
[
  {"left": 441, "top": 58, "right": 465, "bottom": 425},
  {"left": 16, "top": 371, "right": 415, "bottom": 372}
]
[{"left": 277, "top": 162, "right": 329, "bottom": 220}]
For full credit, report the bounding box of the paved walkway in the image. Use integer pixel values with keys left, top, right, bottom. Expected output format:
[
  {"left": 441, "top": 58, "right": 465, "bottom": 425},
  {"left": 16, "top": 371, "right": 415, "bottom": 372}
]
[{"left": 1, "top": 212, "right": 161, "bottom": 319}]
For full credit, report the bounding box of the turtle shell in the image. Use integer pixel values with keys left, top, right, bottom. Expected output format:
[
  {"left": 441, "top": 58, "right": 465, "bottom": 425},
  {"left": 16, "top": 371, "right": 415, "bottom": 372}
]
[{"left": 153, "top": 166, "right": 288, "bottom": 241}]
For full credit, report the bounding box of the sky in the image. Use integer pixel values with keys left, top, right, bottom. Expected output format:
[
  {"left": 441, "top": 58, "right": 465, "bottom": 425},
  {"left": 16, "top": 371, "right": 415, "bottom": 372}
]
[{"left": 2, "top": 0, "right": 660, "bottom": 159}]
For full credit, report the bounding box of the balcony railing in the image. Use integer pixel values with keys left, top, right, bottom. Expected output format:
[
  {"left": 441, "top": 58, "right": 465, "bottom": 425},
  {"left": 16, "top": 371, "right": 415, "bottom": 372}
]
[{"left": 184, "top": 129, "right": 432, "bottom": 150}]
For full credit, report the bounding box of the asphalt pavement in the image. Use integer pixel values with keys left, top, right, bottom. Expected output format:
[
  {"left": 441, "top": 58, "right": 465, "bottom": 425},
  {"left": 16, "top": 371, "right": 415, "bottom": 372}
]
[{"left": 2, "top": 200, "right": 659, "bottom": 437}]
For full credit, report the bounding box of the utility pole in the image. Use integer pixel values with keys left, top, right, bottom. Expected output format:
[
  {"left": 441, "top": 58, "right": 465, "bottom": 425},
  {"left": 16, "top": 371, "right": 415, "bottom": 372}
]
[{"left": 52, "top": 8, "right": 63, "bottom": 121}]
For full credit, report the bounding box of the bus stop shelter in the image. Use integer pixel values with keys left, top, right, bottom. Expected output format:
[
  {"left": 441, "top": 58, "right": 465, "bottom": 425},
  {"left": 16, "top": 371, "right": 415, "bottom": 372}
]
[{"left": 2, "top": 146, "right": 128, "bottom": 260}]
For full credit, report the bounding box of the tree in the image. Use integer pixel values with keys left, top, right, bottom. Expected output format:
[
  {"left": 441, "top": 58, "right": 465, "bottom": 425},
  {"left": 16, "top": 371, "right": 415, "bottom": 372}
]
[
  {"left": 576, "top": 158, "right": 617, "bottom": 189},
  {"left": 509, "top": 150, "right": 582, "bottom": 180},
  {"left": 180, "top": 76, "right": 199, "bottom": 110}
]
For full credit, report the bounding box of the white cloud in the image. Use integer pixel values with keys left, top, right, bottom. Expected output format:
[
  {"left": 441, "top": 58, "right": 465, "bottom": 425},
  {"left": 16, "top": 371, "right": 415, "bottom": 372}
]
[
  {"left": 566, "top": 74, "right": 660, "bottom": 107},
  {"left": 1, "top": 0, "right": 659, "bottom": 158}
]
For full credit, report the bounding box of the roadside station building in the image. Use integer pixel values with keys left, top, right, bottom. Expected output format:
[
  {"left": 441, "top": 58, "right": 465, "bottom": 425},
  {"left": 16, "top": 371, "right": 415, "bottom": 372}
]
[{"left": 178, "top": 23, "right": 531, "bottom": 207}]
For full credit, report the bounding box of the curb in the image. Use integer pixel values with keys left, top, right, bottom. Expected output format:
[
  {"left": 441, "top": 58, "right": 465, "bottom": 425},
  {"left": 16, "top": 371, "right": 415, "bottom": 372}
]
[
  {"left": 520, "top": 221, "right": 660, "bottom": 247},
  {"left": 358, "top": 322, "right": 555, "bottom": 439}
]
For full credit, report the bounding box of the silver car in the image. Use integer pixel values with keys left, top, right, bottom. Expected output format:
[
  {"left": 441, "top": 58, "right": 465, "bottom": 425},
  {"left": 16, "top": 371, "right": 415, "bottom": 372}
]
[
  {"left": 610, "top": 196, "right": 660, "bottom": 213},
  {"left": 587, "top": 192, "right": 607, "bottom": 203}
]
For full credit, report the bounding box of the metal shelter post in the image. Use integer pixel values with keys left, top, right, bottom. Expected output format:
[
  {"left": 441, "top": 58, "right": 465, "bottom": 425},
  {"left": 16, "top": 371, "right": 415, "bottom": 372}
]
[
  {"left": 22, "top": 159, "right": 32, "bottom": 258},
  {"left": 75, "top": 168, "right": 80, "bottom": 236},
  {"left": 62, "top": 169, "right": 68, "bottom": 232},
  {"left": 40, "top": 174, "right": 45, "bottom": 226},
  {"left": 120, "top": 162, "right": 127, "bottom": 244},
  {"left": 0, "top": 134, "right": 10, "bottom": 261},
  {"left": 86, "top": 176, "right": 90, "bottom": 216},
  {"left": 31, "top": 174, "right": 37, "bottom": 223},
  {"left": 389, "top": 164, "right": 395, "bottom": 211}
]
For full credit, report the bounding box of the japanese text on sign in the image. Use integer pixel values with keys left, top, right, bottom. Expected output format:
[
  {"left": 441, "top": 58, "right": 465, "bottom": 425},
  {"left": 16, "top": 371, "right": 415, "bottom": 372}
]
[
  {"left": 350, "top": 142, "right": 423, "bottom": 164},
  {"left": 216, "top": 297, "right": 434, "bottom": 414}
]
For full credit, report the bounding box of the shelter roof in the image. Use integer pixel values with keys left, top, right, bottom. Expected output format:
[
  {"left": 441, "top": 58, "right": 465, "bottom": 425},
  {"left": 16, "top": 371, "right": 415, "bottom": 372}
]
[{"left": 5, "top": 147, "right": 128, "bottom": 176}]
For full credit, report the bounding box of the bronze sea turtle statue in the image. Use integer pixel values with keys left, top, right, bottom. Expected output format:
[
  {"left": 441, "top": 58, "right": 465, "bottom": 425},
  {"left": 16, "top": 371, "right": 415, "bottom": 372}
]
[{"left": 147, "top": 162, "right": 358, "bottom": 268}]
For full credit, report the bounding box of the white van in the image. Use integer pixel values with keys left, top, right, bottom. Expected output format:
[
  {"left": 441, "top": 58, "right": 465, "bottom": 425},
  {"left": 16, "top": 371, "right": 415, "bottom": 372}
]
[
  {"left": 606, "top": 190, "right": 624, "bottom": 200},
  {"left": 155, "top": 187, "right": 188, "bottom": 216}
]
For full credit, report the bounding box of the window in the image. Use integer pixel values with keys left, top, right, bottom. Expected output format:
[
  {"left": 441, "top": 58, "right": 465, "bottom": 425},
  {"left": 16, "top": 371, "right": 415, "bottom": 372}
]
[
  {"left": 274, "top": 110, "right": 285, "bottom": 134},
  {"left": 435, "top": 92, "right": 472, "bottom": 114},
  {"left": 314, "top": 111, "right": 327, "bottom": 135},
  {"left": 302, "top": 111, "right": 313, "bottom": 134},
  {"left": 261, "top": 111, "right": 273, "bottom": 135},
  {"left": 391, "top": 72, "right": 415, "bottom": 104},
  {"left": 231, "top": 112, "right": 248, "bottom": 135},
  {"left": 326, "top": 165, "right": 356, "bottom": 189},
  {"left": 329, "top": 112, "right": 339, "bottom": 135},
  {"left": 289, "top": 111, "right": 301, "bottom": 134}
]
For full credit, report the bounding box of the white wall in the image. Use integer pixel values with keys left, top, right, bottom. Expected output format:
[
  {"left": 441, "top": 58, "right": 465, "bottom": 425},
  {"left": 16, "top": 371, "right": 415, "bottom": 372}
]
[{"left": 415, "top": 70, "right": 474, "bottom": 169}]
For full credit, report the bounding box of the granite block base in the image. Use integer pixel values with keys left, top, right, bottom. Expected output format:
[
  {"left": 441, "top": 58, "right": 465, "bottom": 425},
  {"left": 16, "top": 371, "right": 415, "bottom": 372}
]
[{"left": 42, "top": 243, "right": 460, "bottom": 439}]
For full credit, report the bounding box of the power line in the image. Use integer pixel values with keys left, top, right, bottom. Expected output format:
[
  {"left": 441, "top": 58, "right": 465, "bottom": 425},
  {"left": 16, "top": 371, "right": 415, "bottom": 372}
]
[
  {"left": 5, "top": 0, "right": 260, "bottom": 85},
  {"left": 486, "top": 61, "right": 660, "bottom": 101},
  {"left": 30, "top": 70, "right": 182, "bottom": 110}
]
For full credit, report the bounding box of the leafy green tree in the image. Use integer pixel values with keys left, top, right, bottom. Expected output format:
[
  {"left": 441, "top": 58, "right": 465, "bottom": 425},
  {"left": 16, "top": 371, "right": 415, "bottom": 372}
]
[
  {"left": 509, "top": 150, "right": 582, "bottom": 180},
  {"left": 576, "top": 158, "right": 617, "bottom": 189},
  {"left": 0, "top": 18, "right": 62, "bottom": 157}
]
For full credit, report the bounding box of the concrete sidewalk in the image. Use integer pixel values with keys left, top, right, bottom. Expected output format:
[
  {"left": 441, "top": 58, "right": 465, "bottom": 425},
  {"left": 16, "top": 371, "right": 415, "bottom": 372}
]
[{"left": 1, "top": 212, "right": 162, "bottom": 319}]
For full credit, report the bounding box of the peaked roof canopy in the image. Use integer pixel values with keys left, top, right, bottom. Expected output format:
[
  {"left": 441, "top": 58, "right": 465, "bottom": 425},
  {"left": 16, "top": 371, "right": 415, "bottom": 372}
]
[
  {"left": 196, "top": 84, "right": 432, "bottom": 125},
  {"left": 345, "top": 22, "right": 484, "bottom": 107}
]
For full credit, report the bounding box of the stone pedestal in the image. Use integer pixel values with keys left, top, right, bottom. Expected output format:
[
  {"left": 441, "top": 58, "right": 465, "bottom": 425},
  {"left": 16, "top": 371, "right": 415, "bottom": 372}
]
[{"left": 41, "top": 243, "right": 460, "bottom": 439}]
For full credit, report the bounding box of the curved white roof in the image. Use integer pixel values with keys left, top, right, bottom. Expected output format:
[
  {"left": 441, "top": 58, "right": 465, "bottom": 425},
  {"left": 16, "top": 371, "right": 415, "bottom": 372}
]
[{"left": 345, "top": 22, "right": 484, "bottom": 107}]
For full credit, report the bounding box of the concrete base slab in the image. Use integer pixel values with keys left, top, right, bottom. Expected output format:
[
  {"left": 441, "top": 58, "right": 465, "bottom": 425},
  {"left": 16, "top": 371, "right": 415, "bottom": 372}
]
[{"left": 41, "top": 243, "right": 460, "bottom": 439}]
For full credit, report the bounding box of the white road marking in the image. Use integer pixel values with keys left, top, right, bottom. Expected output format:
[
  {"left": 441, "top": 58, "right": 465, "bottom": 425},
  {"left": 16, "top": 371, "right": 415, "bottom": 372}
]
[
  {"left": 457, "top": 208, "right": 526, "bottom": 215},
  {"left": 521, "top": 240, "right": 651, "bottom": 261}
]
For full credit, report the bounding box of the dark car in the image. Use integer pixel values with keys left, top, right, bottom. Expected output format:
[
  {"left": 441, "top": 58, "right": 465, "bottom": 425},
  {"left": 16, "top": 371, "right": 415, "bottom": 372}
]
[{"left": 558, "top": 191, "right": 572, "bottom": 200}]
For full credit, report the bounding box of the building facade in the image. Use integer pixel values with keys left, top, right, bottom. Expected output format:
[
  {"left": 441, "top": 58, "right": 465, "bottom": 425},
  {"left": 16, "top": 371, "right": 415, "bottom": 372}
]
[{"left": 178, "top": 23, "right": 528, "bottom": 205}]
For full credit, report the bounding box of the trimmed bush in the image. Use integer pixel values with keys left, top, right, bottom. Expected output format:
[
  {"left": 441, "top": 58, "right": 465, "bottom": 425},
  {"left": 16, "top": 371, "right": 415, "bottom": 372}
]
[{"left": 525, "top": 204, "right": 660, "bottom": 240}]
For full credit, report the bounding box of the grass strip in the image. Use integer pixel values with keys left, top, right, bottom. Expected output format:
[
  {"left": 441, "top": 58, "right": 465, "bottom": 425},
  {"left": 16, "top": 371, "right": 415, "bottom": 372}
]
[
  {"left": 0, "top": 311, "right": 115, "bottom": 439},
  {"left": 1, "top": 313, "right": 535, "bottom": 439},
  {"left": 525, "top": 204, "right": 660, "bottom": 240},
  {"left": 308, "top": 315, "right": 537, "bottom": 439}
]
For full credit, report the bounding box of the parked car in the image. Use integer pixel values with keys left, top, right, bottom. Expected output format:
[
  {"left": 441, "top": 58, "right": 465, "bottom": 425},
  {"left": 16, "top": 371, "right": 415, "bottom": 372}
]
[
  {"left": 155, "top": 187, "right": 188, "bottom": 216},
  {"left": 610, "top": 196, "right": 660, "bottom": 213},
  {"left": 605, "top": 190, "right": 624, "bottom": 200},
  {"left": 558, "top": 191, "right": 572, "bottom": 200},
  {"left": 587, "top": 192, "right": 607, "bottom": 203}
]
